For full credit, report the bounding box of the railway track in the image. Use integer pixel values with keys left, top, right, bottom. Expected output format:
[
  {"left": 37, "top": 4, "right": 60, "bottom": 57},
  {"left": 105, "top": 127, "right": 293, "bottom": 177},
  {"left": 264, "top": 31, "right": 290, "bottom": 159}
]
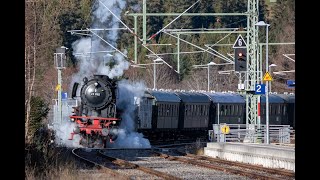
[
  {"left": 72, "top": 148, "right": 181, "bottom": 179},
  {"left": 72, "top": 148, "right": 130, "bottom": 179},
  {"left": 72, "top": 143, "right": 294, "bottom": 179},
  {"left": 175, "top": 150, "right": 295, "bottom": 178},
  {"left": 100, "top": 148, "right": 251, "bottom": 179},
  {"left": 153, "top": 148, "right": 294, "bottom": 180}
]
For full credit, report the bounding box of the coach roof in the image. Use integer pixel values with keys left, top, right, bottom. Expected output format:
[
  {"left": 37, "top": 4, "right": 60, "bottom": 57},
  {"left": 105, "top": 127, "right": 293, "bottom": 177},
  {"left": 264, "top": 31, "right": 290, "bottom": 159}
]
[
  {"left": 202, "top": 92, "right": 245, "bottom": 103},
  {"left": 175, "top": 92, "right": 211, "bottom": 103},
  {"left": 150, "top": 90, "right": 180, "bottom": 102}
]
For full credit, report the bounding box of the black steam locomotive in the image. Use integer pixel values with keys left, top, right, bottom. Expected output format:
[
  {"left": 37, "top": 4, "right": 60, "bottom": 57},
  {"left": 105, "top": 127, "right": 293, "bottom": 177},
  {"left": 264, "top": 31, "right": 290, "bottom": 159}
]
[{"left": 69, "top": 75, "right": 121, "bottom": 148}]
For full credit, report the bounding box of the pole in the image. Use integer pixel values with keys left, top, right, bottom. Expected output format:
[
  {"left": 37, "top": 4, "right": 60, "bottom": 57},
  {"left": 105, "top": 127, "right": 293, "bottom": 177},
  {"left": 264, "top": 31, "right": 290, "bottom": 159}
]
[
  {"left": 266, "top": 25, "right": 270, "bottom": 144},
  {"left": 58, "top": 69, "right": 62, "bottom": 124},
  {"left": 143, "top": 0, "right": 146, "bottom": 44},
  {"left": 177, "top": 34, "right": 180, "bottom": 74},
  {"left": 134, "top": 16, "right": 138, "bottom": 64},
  {"left": 207, "top": 65, "right": 210, "bottom": 91},
  {"left": 217, "top": 103, "right": 220, "bottom": 124},
  {"left": 153, "top": 62, "right": 156, "bottom": 89},
  {"left": 269, "top": 66, "right": 272, "bottom": 92}
]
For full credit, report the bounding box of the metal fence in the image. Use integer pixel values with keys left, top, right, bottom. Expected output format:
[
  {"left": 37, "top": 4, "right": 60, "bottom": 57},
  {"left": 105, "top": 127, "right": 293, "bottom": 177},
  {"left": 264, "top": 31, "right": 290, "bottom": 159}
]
[{"left": 208, "top": 123, "right": 294, "bottom": 144}]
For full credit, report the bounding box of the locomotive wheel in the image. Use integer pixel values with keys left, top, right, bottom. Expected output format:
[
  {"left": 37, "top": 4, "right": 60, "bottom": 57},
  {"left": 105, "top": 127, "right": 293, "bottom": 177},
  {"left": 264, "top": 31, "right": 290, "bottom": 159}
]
[
  {"left": 79, "top": 135, "right": 94, "bottom": 148},
  {"left": 101, "top": 128, "right": 109, "bottom": 136},
  {"left": 73, "top": 126, "right": 80, "bottom": 134},
  {"left": 102, "top": 138, "right": 107, "bottom": 148},
  {"left": 110, "top": 134, "right": 118, "bottom": 141}
]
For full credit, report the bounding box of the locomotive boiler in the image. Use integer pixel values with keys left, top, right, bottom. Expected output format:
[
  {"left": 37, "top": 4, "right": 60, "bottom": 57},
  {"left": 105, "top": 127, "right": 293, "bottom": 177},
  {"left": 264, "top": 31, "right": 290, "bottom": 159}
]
[{"left": 69, "top": 74, "right": 121, "bottom": 148}]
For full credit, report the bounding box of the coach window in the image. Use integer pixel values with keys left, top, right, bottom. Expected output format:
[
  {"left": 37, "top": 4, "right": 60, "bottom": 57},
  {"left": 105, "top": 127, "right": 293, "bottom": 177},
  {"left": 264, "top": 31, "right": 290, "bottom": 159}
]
[
  {"left": 195, "top": 105, "right": 198, "bottom": 116},
  {"left": 235, "top": 105, "right": 238, "bottom": 115},
  {"left": 171, "top": 104, "right": 174, "bottom": 116},
  {"left": 231, "top": 105, "right": 234, "bottom": 116},
  {"left": 202, "top": 105, "right": 206, "bottom": 115},
  {"left": 185, "top": 104, "right": 188, "bottom": 116},
  {"left": 162, "top": 104, "right": 164, "bottom": 116},
  {"left": 224, "top": 105, "right": 228, "bottom": 116},
  {"left": 231, "top": 104, "right": 234, "bottom": 116},
  {"left": 185, "top": 105, "right": 188, "bottom": 115},
  {"left": 226, "top": 105, "right": 229, "bottom": 116},
  {"left": 272, "top": 105, "right": 275, "bottom": 115},
  {"left": 158, "top": 104, "right": 160, "bottom": 116},
  {"left": 176, "top": 105, "right": 179, "bottom": 116},
  {"left": 172, "top": 104, "right": 175, "bottom": 116},
  {"left": 272, "top": 105, "right": 276, "bottom": 115},
  {"left": 239, "top": 106, "right": 242, "bottom": 116},
  {"left": 220, "top": 105, "right": 224, "bottom": 116},
  {"left": 197, "top": 105, "right": 200, "bottom": 116},
  {"left": 278, "top": 105, "right": 281, "bottom": 115},
  {"left": 283, "top": 105, "right": 286, "bottom": 116},
  {"left": 196, "top": 105, "right": 198, "bottom": 116},
  {"left": 206, "top": 105, "right": 209, "bottom": 116},
  {"left": 225, "top": 105, "right": 228, "bottom": 116}
]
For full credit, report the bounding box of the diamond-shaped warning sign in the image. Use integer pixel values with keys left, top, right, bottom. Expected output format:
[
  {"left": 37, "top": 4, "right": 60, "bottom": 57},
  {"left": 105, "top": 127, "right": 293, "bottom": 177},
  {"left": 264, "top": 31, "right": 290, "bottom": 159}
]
[
  {"left": 55, "top": 84, "right": 61, "bottom": 91},
  {"left": 263, "top": 72, "right": 273, "bottom": 81}
]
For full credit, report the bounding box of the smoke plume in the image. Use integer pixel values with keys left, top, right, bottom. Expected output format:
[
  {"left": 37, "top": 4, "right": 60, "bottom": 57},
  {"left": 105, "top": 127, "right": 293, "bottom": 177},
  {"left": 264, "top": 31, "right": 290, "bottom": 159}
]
[
  {"left": 110, "top": 80, "right": 151, "bottom": 148},
  {"left": 53, "top": 0, "right": 150, "bottom": 148}
]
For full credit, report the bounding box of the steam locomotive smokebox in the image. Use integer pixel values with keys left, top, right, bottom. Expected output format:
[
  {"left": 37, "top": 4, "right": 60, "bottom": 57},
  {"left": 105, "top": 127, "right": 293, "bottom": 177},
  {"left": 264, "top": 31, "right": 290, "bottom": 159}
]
[{"left": 80, "top": 75, "right": 114, "bottom": 110}]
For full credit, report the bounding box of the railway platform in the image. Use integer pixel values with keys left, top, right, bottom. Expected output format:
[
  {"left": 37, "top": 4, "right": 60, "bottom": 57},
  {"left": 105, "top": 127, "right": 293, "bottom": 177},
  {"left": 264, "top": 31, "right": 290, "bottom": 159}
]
[{"left": 204, "top": 142, "right": 295, "bottom": 171}]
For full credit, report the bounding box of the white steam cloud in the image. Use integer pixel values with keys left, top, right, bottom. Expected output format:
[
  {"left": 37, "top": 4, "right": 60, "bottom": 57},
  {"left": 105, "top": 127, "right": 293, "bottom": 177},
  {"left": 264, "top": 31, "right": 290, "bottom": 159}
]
[
  {"left": 53, "top": 121, "right": 82, "bottom": 148},
  {"left": 110, "top": 80, "right": 151, "bottom": 148},
  {"left": 53, "top": 0, "right": 150, "bottom": 148},
  {"left": 70, "top": 0, "right": 130, "bottom": 87}
]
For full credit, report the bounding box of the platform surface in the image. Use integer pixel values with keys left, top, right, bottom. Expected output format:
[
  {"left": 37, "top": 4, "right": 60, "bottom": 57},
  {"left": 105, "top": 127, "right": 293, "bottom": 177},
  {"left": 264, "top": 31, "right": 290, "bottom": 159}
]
[{"left": 204, "top": 142, "right": 295, "bottom": 171}]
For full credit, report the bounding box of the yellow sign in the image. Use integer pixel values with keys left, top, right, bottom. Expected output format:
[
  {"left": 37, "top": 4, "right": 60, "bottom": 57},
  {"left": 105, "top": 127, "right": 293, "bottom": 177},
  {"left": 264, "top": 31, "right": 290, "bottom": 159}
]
[
  {"left": 55, "top": 84, "right": 61, "bottom": 91},
  {"left": 221, "top": 125, "right": 230, "bottom": 134},
  {"left": 263, "top": 72, "right": 273, "bottom": 81}
]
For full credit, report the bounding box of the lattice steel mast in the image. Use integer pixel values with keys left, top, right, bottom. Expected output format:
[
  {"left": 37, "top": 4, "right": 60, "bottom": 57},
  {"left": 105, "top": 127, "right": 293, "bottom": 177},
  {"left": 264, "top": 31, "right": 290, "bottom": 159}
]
[{"left": 245, "top": 0, "right": 262, "bottom": 129}]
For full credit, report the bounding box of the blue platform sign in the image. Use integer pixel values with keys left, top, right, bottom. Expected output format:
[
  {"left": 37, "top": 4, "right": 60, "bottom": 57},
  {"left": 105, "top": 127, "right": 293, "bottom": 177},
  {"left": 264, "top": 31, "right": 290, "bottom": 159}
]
[
  {"left": 62, "top": 92, "right": 68, "bottom": 100},
  {"left": 255, "top": 84, "right": 265, "bottom": 94},
  {"left": 287, "top": 80, "right": 295, "bottom": 88}
]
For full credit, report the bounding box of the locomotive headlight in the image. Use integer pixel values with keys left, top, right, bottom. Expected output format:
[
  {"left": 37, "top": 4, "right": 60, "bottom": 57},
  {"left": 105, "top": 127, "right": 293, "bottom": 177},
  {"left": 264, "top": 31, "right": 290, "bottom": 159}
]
[
  {"left": 71, "top": 118, "right": 75, "bottom": 122},
  {"left": 112, "top": 121, "right": 116, "bottom": 124},
  {"left": 94, "top": 82, "right": 98, "bottom": 86}
]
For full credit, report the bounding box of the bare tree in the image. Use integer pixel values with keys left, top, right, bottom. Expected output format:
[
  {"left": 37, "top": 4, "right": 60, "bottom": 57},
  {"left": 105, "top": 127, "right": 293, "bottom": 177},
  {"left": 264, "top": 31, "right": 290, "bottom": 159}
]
[{"left": 25, "top": 0, "right": 79, "bottom": 142}]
